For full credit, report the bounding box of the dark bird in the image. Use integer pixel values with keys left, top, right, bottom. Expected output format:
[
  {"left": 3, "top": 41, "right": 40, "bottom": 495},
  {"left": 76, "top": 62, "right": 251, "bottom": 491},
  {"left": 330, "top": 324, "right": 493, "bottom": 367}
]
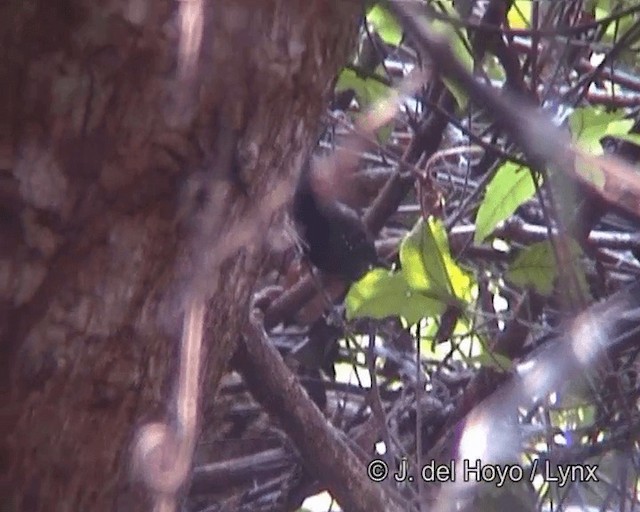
[{"left": 293, "top": 157, "right": 382, "bottom": 282}]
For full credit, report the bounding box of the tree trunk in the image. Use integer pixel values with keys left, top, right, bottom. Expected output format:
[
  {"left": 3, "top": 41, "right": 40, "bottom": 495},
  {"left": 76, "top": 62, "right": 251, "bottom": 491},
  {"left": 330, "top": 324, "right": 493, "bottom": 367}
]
[{"left": 0, "top": 1, "right": 360, "bottom": 510}]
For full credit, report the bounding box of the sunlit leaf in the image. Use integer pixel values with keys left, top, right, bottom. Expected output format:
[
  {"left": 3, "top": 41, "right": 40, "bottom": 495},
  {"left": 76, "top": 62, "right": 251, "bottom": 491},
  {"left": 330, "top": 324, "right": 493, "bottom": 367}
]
[
  {"left": 429, "top": 3, "right": 473, "bottom": 109},
  {"left": 506, "top": 241, "right": 557, "bottom": 295},
  {"left": 475, "top": 162, "right": 536, "bottom": 243},
  {"left": 375, "top": 122, "right": 394, "bottom": 144},
  {"left": 613, "top": 133, "right": 640, "bottom": 147},
  {"left": 484, "top": 55, "right": 507, "bottom": 81},
  {"left": 367, "top": 5, "right": 403, "bottom": 46},
  {"left": 400, "top": 217, "right": 473, "bottom": 301},
  {"left": 568, "top": 106, "right": 631, "bottom": 155},
  {"left": 507, "top": 0, "right": 532, "bottom": 29},
  {"left": 568, "top": 107, "right": 637, "bottom": 192},
  {"left": 596, "top": 0, "right": 636, "bottom": 42},
  {"left": 335, "top": 68, "right": 391, "bottom": 109},
  {"left": 506, "top": 239, "right": 588, "bottom": 297},
  {"left": 345, "top": 268, "right": 446, "bottom": 324}
]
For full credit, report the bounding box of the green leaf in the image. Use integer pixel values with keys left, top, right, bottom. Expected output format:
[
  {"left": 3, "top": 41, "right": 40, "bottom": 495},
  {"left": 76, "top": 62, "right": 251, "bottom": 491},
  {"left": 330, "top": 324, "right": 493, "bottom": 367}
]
[
  {"left": 335, "top": 68, "right": 361, "bottom": 92},
  {"left": 367, "top": 5, "right": 403, "bottom": 46},
  {"left": 373, "top": 1, "right": 470, "bottom": 108},
  {"left": 400, "top": 217, "right": 473, "bottom": 301},
  {"left": 506, "top": 239, "right": 588, "bottom": 297},
  {"left": 345, "top": 268, "right": 446, "bottom": 324},
  {"left": 375, "top": 122, "right": 393, "bottom": 144},
  {"left": 474, "top": 162, "right": 536, "bottom": 243},
  {"left": 613, "top": 133, "right": 640, "bottom": 147},
  {"left": 335, "top": 68, "right": 391, "bottom": 109},
  {"left": 593, "top": 0, "right": 611, "bottom": 15},
  {"left": 334, "top": 68, "right": 393, "bottom": 140},
  {"left": 568, "top": 106, "right": 638, "bottom": 192},
  {"left": 606, "top": 118, "right": 635, "bottom": 136},
  {"left": 508, "top": 0, "right": 532, "bottom": 29},
  {"left": 429, "top": 3, "right": 473, "bottom": 109},
  {"left": 597, "top": 1, "right": 636, "bottom": 42},
  {"left": 506, "top": 242, "right": 556, "bottom": 295},
  {"left": 568, "top": 106, "right": 631, "bottom": 155},
  {"left": 484, "top": 55, "right": 507, "bottom": 81}
]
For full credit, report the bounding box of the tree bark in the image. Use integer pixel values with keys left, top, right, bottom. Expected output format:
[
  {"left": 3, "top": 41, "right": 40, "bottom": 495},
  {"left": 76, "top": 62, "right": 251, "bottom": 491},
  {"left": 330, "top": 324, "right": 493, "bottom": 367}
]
[{"left": 0, "top": 1, "right": 360, "bottom": 510}]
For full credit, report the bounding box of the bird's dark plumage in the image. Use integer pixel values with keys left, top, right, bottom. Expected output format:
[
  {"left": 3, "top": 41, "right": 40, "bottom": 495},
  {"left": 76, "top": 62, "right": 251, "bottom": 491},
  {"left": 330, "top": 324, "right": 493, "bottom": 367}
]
[{"left": 293, "top": 158, "right": 380, "bottom": 282}]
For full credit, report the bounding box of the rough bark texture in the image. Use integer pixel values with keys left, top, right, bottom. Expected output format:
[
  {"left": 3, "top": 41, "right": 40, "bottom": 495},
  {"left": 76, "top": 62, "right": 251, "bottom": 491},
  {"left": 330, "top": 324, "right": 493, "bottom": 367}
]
[{"left": 0, "top": 1, "right": 360, "bottom": 511}]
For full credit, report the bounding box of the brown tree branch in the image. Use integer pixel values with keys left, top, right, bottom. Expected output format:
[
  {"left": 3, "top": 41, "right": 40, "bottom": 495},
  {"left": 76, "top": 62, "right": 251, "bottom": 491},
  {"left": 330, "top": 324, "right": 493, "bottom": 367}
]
[{"left": 236, "top": 308, "right": 406, "bottom": 512}]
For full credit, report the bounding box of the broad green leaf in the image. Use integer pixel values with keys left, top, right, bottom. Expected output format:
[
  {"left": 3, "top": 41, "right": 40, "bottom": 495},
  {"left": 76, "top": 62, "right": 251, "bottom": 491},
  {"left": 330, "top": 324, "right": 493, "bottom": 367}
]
[
  {"left": 506, "top": 239, "right": 588, "bottom": 297},
  {"left": 335, "top": 68, "right": 391, "bottom": 109},
  {"left": 441, "top": 78, "right": 468, "bottom": 112},
  {"left": 485, "top": 55, "right": 507, "bottom": 81},
  {"left": 474, "top": 162, "right": 536, "bottom": 243},
  {"left": 367, "top": 5, "right": 403, "bottom": 46},
  {"left": 345, "top": 268, "right": 446, "bottom": 324},
  {"left": 568, "top": 106, "right": 631, "bottom": 155},
  {"left": 506, "top": 241, "right": 557, "bottom": 295},
  {"left": 593, "top": 0, "right": 611, "bottom": 14},
  {"left": 508, "top": 0, "right": 532, "bottom": 29},
  {"left": 377, "top": 2, "right": 470, "bottom": 108},
  {"left": 400, "top": 217, "right": 473, "bottom": 301},
  {"left": 613, "top": 133, "right": 640, "bottom": 147},
  {"left": 335, "top": 68, "right": 393, "bottom": 141},
  {"left": 429, "top": 3, "right": 473, "bottom": 109},
  {"left": 335, "top": 68, "right": 363, "bottom": 95},
  {"left": 606, "top": 118, "right": 635, "bottom": 136},
  {"left": 400, "top": 219, "right": 448, "bottom": 295},
  {"left": 568, "top": 107, "right": 637, "bottom": 192},
  {"left": 596, "top": 1, "right": 636, "bottom": 42},
  {"left": 375, "top": 122, "right": 393, "bottom": 144}
]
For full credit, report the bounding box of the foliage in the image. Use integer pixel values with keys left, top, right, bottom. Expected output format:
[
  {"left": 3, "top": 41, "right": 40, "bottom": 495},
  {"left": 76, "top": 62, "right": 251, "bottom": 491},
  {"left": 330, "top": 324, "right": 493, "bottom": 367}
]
[
  {"left": 214, "top": 1, "right": 640, "bottom": 510},
  {"left": 306, "top": 2, "right": 640, "bottom": 510},
  {"left": 345, "top": 268, "right": 446, "bottom": 324},
  {"left": 505, "top": 239, "right": 589, "bottom": 297},
  {"left": 507, "top": 0, "right": 532, "bottom": 29},
  {"left": 475, "top": 162, "right": 537, "bottom": 243},
  {"left": 346, "top": 217, "right": 473, "bottom": 324},
  {"left": 366, "top": 5, "right": 403, "bottom": 46},
  {"left": 427, "top": 1, "right": 473, "bottom": 109}
]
